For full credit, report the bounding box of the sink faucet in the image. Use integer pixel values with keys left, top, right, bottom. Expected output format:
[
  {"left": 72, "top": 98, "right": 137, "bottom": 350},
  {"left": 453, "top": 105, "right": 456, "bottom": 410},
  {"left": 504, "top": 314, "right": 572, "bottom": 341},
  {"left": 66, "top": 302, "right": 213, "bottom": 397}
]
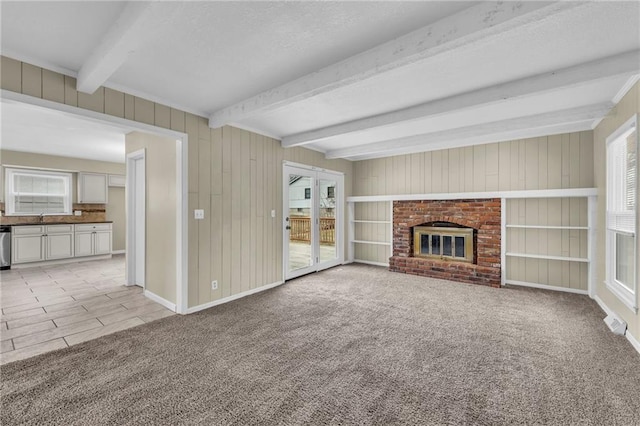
[{"left": 39, "top": 212, "right": 45, "bottom": 223}]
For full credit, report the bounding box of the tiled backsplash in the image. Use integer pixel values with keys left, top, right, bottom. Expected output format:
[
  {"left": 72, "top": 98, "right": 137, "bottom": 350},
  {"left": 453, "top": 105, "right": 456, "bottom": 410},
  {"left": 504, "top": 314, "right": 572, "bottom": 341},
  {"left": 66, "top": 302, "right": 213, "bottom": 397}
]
[{"left": 0, "top": 203, "right": 107, "bottom": 224}]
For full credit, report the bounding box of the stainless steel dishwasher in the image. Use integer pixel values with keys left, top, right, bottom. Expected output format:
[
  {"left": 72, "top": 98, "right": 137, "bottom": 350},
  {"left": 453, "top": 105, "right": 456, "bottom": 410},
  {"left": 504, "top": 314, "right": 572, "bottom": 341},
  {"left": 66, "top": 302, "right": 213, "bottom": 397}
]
[{"left": 0, "top": 225, "right": 10, "bottom": 270}]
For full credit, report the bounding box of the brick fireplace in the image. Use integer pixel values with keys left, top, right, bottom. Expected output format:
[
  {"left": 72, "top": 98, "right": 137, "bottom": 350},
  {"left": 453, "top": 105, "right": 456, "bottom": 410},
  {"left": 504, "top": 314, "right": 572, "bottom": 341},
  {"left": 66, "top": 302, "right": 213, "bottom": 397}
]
[{"left": 389, "top": 199, "right": 501, "bottom": 287}]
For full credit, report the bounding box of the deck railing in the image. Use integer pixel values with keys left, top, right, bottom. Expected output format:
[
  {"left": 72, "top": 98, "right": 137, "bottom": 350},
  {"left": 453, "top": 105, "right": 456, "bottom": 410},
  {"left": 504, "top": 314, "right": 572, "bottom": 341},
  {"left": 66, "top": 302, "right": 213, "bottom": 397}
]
[{"left": 289, "top": 217, "right": 335, "bottom": 244}]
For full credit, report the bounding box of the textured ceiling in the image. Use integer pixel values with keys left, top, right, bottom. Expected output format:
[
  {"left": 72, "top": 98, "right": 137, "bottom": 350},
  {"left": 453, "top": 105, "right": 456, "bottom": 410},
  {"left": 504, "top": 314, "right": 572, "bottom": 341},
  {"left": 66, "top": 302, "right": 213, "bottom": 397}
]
[{"left": 1, "top": 1, "right": 638, "bottom": 160}]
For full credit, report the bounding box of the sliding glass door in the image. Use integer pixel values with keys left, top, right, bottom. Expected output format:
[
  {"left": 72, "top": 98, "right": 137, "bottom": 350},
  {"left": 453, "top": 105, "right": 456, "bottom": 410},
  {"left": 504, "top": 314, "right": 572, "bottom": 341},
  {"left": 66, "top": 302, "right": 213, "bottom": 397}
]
[{"left": 283, "top": 164, "right": 343, "bottom": 280}]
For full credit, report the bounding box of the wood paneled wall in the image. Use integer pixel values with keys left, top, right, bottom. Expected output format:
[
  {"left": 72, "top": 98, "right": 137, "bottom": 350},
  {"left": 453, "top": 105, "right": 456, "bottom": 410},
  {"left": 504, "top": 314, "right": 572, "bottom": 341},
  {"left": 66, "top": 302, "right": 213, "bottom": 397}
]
[
  {"left": 1, "top": 56, "right": 353, "bottom": 310},
  {"left": 352, "top": 132, "right": 595, "bottom": 292}
]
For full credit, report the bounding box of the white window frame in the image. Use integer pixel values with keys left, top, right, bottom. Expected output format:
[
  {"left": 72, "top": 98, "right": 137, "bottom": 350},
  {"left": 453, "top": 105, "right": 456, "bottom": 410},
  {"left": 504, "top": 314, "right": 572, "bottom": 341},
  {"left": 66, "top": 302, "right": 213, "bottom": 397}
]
[
  {"left": 4, "top": 167, "right": 73, "bottom": 216},
  {"left": 605, "top": 115, "right": 638, "bottom": 312}
]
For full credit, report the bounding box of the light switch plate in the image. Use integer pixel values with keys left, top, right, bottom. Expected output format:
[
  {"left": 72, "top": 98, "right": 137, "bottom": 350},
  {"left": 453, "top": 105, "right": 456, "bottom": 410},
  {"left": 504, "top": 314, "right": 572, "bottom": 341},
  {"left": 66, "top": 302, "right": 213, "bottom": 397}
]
[
  {"left": 271, "top": 209, "right": 276, "bottom": 218},
  {"left": 194, "top": 209, "right": 205, "bottom": 219}
]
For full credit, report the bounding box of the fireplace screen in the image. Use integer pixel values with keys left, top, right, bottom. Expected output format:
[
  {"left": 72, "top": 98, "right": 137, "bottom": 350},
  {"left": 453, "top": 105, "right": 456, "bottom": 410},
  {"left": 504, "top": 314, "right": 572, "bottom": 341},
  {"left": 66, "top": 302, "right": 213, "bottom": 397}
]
[{"left": 413, "top": 226, "right": 473, "bottom": 263}]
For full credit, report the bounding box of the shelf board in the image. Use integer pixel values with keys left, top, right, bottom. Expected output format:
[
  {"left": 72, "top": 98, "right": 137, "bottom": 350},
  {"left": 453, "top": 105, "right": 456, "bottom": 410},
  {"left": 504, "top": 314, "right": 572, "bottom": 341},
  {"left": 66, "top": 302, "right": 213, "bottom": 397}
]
[
  {"left": 506, "top": 252, "right": 589, "bottom": 263},
  {"left": 351, "top": 220, "right": 391, "bottom": 224},
  {"left": 350, "top": 240, "right": 391, "bottom": 246},
  {"left": 506, "top": 225, "right": 589, "bottom": 230}
]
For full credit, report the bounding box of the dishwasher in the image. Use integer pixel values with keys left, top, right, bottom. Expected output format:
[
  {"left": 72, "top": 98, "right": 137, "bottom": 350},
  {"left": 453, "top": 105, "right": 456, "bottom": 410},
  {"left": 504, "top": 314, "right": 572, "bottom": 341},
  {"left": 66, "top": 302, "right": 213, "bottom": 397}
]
[{"left": 0, "top": 225, "right": 10, "bottom": 270}]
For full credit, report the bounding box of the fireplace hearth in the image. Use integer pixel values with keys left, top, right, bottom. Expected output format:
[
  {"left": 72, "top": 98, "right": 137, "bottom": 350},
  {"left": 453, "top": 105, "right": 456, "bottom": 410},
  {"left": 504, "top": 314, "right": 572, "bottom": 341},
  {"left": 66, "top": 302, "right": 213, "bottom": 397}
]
[{"left": 389, "top": 199, "right": 501, "bottom": 287}]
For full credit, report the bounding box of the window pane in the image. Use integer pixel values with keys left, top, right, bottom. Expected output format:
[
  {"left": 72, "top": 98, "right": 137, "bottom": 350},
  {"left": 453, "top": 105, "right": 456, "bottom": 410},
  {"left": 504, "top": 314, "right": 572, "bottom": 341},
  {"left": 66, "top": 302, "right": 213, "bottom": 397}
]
[
  {"left": 615, "top": 233, "right": 636, "bottom": 289},
  {"left": 626, "top": 130, "right": 637, "bottom": 210},
  {"left": 420, "top": 234, "right": 429, "bottom": 254},
  {"left": 431, "top": 235, "right": 441, "bottom": 255},
  {"left": 455, "top": 236, "right": 465, "bottom": 257},
  {"left": 442, "top": 236, "right": 452, "bottom": 256}
]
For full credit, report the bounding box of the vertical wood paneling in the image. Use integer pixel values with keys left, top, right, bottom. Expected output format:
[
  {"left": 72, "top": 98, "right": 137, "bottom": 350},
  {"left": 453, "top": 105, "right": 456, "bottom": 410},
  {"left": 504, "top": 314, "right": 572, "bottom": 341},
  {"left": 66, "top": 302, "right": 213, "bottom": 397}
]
[
  {"left": 1, "top": 56, "right": 21, "bottom": 92},
  {"left": 21, "top": 63, "right": 41, "bottom": 98},
  {"left": 353, "top": 132, "right": 595, "bottom": 289},
  {"left": 78, "top": 87, "right": 104, "bottom": 113},
  {"left": 104, "top": 88, "right": 125, "bottom": 118},
  {"left": 42, "top": 69, "right": 64, "bottom": 103}
]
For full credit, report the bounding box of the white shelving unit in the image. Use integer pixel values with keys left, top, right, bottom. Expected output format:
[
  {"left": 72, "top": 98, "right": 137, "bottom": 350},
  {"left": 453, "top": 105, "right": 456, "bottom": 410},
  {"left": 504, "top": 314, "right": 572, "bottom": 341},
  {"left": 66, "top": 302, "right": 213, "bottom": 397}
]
[{"left": 347, "top": 189, "right": 598, "bottom": 296}]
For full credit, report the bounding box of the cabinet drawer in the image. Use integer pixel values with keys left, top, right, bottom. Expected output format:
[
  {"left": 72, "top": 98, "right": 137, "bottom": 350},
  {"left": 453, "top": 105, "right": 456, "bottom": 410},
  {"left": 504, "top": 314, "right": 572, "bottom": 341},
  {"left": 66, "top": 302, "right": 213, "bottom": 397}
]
[
  {"left": 13, "top": 226, "right": 45, "bottom": 235},
  {"left": 75, "top": 223, "right": 112, "bottom": 232},
  {"left": 46, "top": 225, "right": 74, "bottom": 234}
]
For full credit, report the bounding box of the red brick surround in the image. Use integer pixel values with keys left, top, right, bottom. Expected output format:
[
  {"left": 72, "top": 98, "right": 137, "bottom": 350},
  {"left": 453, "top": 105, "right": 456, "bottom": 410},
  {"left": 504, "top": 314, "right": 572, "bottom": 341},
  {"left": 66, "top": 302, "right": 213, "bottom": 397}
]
[{"left": 389, "top": 199, "right": 501, "bottom": 287}]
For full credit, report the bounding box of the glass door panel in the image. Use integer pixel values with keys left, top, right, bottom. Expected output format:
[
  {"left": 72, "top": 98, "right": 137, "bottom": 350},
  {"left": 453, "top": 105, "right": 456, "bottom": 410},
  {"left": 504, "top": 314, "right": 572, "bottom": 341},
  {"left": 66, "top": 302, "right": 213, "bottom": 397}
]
[
  {"left": 318, "top": 177, "right": 337, "bottom": 265},
  {"left": 286, "top": 170, "right": 315, "bottom": 278}
]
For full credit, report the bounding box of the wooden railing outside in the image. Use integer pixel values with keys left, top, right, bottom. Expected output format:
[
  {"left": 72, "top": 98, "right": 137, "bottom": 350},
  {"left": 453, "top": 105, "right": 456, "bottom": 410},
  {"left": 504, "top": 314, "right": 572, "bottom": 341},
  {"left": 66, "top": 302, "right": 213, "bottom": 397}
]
[{"left": 289, "top": 217, "right": 335, "bottom": 244}]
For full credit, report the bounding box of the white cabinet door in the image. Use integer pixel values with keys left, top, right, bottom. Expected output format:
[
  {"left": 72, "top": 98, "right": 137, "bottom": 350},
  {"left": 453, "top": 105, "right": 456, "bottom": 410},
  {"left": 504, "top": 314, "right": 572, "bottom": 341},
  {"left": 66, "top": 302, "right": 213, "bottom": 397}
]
[
  {"left": 78, "top": 173, "right": 108, "bottom": 204},
  {"left": 94, "top": 231, "right": 112, "bottom": 255},
  {"left": 75, "top": 232, "right": 94, "bottom": 257},
  {"left": 12, "top": 235, "right": 44, "bottom": 264},
  {"left": 46, "top": 233, "right": 74, "bottom": 259}
]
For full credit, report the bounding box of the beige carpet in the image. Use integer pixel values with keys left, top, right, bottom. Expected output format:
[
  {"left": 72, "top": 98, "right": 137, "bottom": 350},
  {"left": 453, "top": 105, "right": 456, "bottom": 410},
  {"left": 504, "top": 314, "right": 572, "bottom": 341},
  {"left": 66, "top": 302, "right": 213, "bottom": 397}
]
[{"left": 1, "top": 264, "right": 639, "bottom": 425}]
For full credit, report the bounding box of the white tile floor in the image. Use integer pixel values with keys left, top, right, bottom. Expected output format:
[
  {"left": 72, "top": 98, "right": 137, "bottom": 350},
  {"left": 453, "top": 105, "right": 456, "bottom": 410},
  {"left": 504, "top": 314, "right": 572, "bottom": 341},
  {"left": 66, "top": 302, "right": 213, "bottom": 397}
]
[{"left": 0, "top": 255, "right": 174, "bottom": 364}]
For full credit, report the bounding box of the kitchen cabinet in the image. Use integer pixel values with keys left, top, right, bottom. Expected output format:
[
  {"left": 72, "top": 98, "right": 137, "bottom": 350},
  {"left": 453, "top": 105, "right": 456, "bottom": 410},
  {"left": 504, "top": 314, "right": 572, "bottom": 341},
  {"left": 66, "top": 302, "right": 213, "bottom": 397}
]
[
  {"left": 75, "top": 223, "right": 112, "bottom": 257},
  {"left": 12, "top": 225, "right": 75, "bottom": 264},
  {"left": 108, "top": 174, "right": 126, "bottom": 187},
  {"left": 78, "top": 172, "right": 108, "bottom": 204},
  {"left": 11, "top": 223, "right": 111, "bottom": 265}
]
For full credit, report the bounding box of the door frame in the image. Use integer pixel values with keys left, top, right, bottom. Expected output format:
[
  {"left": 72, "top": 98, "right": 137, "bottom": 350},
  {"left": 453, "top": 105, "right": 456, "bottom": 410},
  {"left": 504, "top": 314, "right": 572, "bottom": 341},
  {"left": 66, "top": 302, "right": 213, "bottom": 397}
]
[
  {"left": 1, "top": 90, "right": 189, "bottom": 314},
  {"left": 282, "top": 161, "right": 344, "bottom": 280},
  {"left": 126, "top": 149, "right": 145, "bottom": 288}
]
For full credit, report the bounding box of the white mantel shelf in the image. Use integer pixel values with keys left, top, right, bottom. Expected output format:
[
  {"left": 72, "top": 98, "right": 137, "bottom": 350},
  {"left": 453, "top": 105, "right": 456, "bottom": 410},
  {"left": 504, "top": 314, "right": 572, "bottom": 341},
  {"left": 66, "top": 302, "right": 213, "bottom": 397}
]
[{"left": 347, "top": 188, "right": 597, "bottom": 203}]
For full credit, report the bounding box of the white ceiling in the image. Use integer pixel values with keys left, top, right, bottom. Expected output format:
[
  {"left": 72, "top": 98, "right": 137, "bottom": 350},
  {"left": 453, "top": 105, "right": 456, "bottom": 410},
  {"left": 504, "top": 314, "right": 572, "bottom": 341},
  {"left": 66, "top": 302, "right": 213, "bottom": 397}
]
[
  {"left": 1, "top": 1, "right": 639, "bottom": 161},
  {"left": 1, "top": 100, "right": 130, "bottom": 164}
]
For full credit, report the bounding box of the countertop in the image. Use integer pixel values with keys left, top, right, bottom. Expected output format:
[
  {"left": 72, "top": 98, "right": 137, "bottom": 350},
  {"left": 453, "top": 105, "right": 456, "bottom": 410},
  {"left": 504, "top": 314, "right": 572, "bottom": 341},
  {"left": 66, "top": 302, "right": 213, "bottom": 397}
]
[{"left": 7, "top": 221, "right": 113, "bottom": 226}]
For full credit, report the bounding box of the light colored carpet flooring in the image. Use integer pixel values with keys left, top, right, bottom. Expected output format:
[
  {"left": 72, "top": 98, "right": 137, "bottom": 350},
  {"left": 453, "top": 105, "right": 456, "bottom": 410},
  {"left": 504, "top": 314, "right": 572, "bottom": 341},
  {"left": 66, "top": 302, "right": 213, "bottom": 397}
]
[{"left": 1, "top": 264, "right": 639, "bottom": 425}]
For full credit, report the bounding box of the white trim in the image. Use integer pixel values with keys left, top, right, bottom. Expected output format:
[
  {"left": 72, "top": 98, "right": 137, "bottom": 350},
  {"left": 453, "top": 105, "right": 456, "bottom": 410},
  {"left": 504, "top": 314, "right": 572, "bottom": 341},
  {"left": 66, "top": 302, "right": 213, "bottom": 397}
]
[
  {"left": 347, "top": 188, "right": 597, "bottom": 203},
  {"left": 594, "top": 294, "right": 616, "bottom": 318},
  {"left": 2, "top": 91, "right": 190, "bottom": 316},
  {"left": 351, "top": 240, "right": 392, "bottom": 246},
  {"left": 111, "top": 249, "right": 125, "bottom": 255},
  {"left": 353, "top": 259, "right": 389, "bottom": 267},
  {"left": 501, "top": 198, "right": 506, "bottom": 287},
  {"left": 612, "top": 74, "right": 640, "bottom": 105},
  {"left": 506, "top": 225, "right": 589, "bottom": 230},
  {"left": 594, "top": 295, "right": 640, "bottom": 356},
  {"left": 505, "top": 280, "right": 588, "bottom": 295},
  {"left": 282, "top": 160, "right": 345, "bottom": 175},
  {"left": 186, "top": 280, "right": 285, "bottom": 314},
  {"left": 126, "top": 149, "right": 145, "bottom": 289},
  {"left": 10, "top": 254, "right": 112, "bottom": 269},
  {"left": 144, "top": 289, "right": 176, "bottom": 312},
  {"left": 506, "top": 252, "right": 589, "bottom": 263},
  {"left": 587, "top": 195, "right": 597, "bottom": 298},
  {"left": 604, "top": 280, "right": 638, "bottom": 313},
  {"left": 626, "top": 330, "right": 640, "bottom": 355}
]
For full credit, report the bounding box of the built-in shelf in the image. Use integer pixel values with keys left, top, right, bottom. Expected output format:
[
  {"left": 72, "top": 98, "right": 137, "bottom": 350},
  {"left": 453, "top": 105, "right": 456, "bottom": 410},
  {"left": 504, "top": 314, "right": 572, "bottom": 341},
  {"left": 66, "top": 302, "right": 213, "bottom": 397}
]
[
  {"left": 351, "top": 220, "right": 392, "bottom": 224},
  {"left": 506, "top": 225, "right": 589, "bottom": 230},
  {"left": 350, "top": 240, "right": 391, "bottom": 246},
  {"left": 506, "top": 252, "right": 589, "bottom": 263}
]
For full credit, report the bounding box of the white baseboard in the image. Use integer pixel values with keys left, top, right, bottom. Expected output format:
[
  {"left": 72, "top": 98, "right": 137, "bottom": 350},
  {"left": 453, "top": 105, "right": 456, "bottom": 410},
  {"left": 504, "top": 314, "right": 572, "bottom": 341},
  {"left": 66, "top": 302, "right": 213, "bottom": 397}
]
[
  {"left": 111, "top": 250, "right": 125, "bottom": 255},
  {"left": 594, "top": 295, "right": 640, "bottom": 356},
  {"left": 504, "top": 280, "right": 588, "bottom": 295},
  {"left": 11, "top": 254, "right": 112, "bottom": 269},
  {"left": 353, "top": 259, "right": 390, "bottom": 267},
  {"left": 626, "top": 330, "right": 640, "bottom": 355},
  {"left": 186, "top": 280, "right": 285, "bottom": 314},
  {"left": 144, "top": 290, "right": 176, "bottom": 312}
]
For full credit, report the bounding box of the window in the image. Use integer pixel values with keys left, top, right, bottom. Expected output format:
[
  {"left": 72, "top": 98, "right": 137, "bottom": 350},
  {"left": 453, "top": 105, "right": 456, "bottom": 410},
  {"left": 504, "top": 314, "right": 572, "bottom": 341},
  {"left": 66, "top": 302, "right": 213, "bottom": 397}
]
[
  {"left": 606, "top": 116, "right": 637, "bottom": 311},
  {"left": 327, "top": 186, "right": 335, "bottom": 199},
  {"left": 5, "top": 168, "right": 72, "bottom": 216},
  {"left": 304, "top": 188, "right": 311, "bottom": 199}
]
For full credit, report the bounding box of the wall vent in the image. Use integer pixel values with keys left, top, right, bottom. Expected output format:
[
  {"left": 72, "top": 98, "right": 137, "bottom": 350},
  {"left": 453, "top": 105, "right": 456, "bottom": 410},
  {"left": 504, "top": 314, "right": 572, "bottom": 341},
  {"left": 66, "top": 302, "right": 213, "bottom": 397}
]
[{"left": 604, "top": 314, "right": 627, "bottom": 335}]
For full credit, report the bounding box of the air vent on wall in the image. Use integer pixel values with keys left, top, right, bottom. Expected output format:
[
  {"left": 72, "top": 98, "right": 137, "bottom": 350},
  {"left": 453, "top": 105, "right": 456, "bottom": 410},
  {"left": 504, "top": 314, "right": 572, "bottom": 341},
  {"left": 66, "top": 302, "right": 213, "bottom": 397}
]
[{"left": 604, "top": 314, "right": 627, "bottom": 335}]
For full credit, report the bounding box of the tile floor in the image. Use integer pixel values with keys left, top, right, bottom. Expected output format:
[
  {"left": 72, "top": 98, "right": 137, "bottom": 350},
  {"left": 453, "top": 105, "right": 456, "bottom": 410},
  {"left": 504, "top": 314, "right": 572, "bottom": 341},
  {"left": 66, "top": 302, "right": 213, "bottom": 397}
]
[{"left": 0, "top": 255, "right": 175, "bottom": 364}]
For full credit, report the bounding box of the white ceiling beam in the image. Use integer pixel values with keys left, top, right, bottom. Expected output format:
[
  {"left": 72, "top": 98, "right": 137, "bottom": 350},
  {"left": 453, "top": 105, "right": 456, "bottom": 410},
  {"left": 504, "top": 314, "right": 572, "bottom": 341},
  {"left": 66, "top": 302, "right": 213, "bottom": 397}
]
[
  {"left": 324, "top": 102, "right": 613, "bottom": 160},
  {"left": 208, "top": 1, "right": 584, "bottom": 128},
  {"left": 76, "top": 2, "right": 154, "bottom": 94},
  {"left": 283, "top": 50, "right": 640, "bottom": 147}
]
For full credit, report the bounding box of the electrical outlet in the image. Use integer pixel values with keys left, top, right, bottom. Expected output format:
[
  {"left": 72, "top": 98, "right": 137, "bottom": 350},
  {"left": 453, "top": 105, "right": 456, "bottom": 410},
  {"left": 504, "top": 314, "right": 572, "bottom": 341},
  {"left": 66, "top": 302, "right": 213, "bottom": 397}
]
[
  {"left": 74, "top": 210, "right": 82, "bottom": 216},
  {"left": 211, "top": 280, "right": 218, "bottom": 290},
  {"left": 271, "top": 209, "right": 276, "bottom": 218},
  {"left": 194, "top": 209, "right": 205, "bottom": 219}
]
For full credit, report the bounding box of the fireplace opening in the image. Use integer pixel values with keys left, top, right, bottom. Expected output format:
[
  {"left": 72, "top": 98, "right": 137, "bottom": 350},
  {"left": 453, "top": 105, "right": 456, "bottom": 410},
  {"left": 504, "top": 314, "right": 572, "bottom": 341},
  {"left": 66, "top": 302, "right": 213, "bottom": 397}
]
[{"left": 413, "top": 222, "right": 475, "bottom": 263}]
